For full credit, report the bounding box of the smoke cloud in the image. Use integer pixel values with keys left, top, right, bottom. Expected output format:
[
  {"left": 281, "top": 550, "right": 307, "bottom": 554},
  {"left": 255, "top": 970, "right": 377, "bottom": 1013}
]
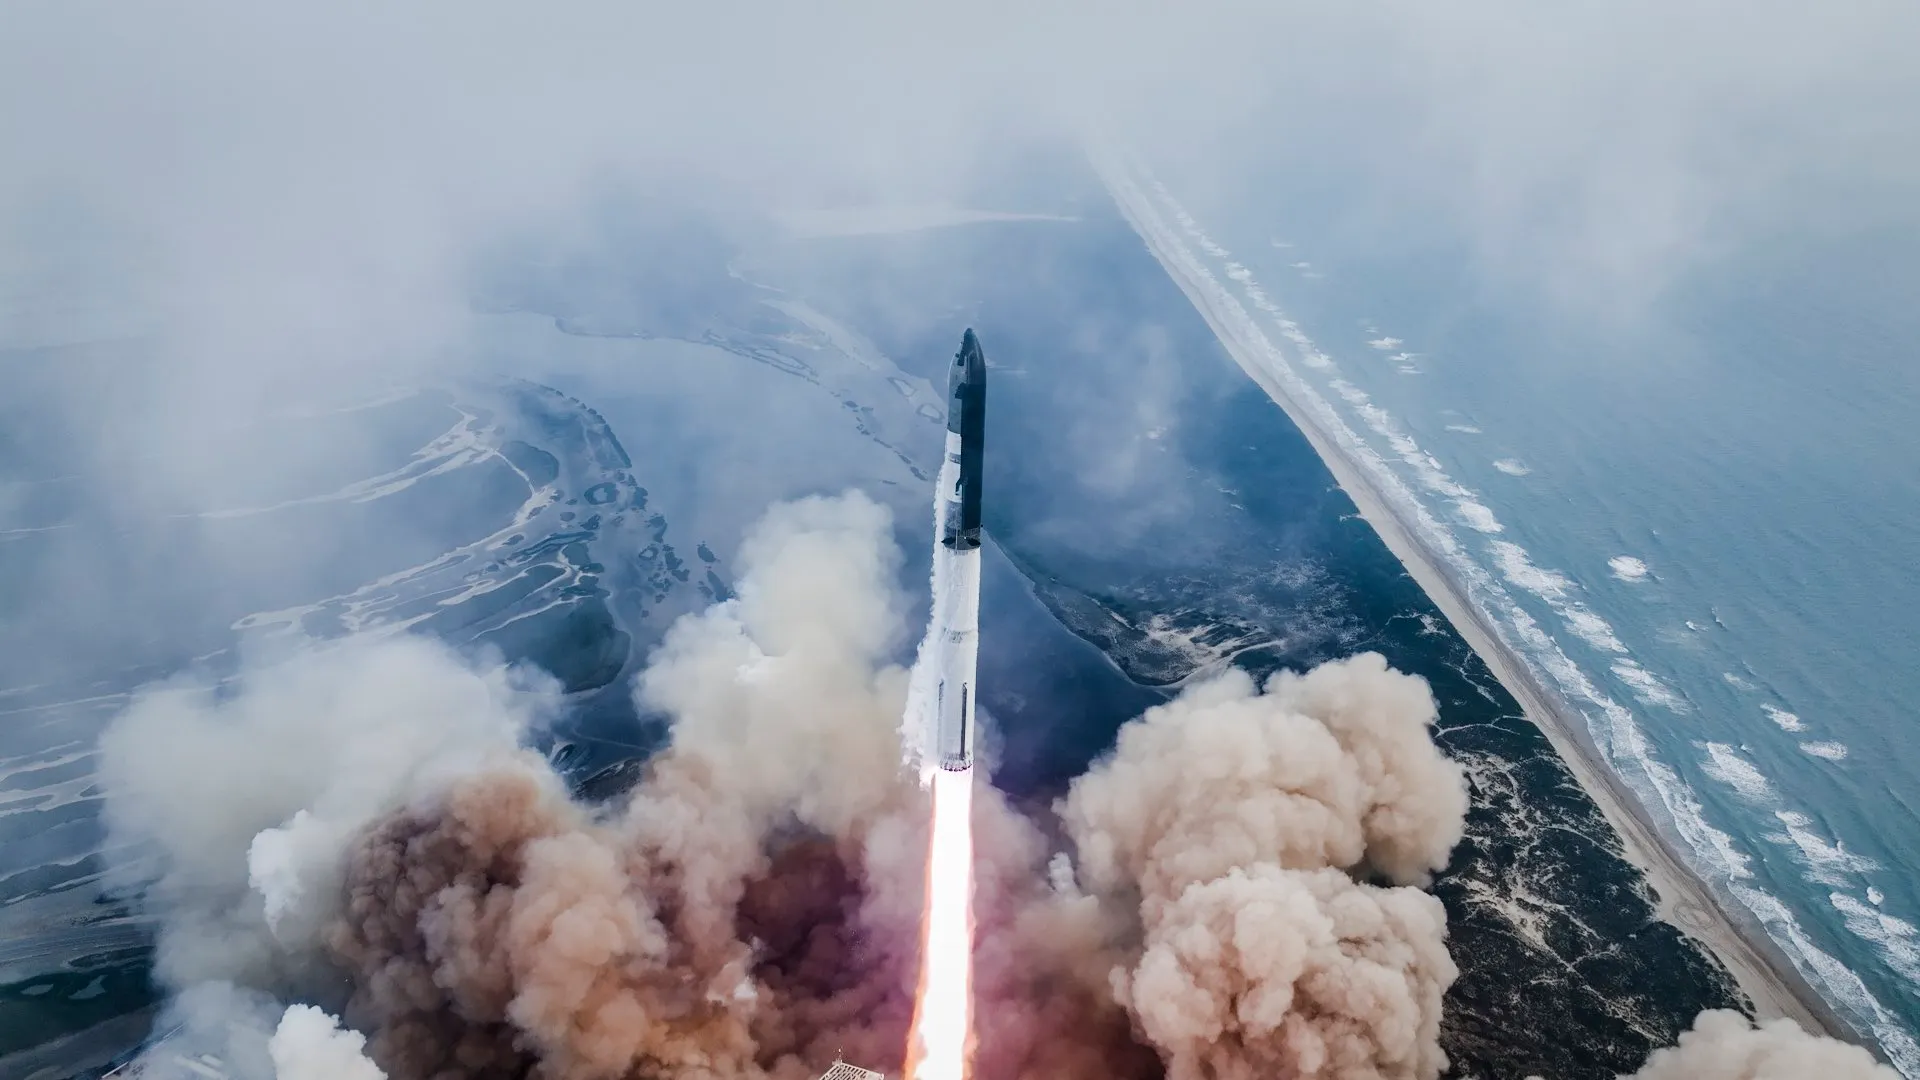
[
  {"left": 1117, "top": 865, "right": 1452, "bottom": 1080},
  {"left": 1058, "top": 656, "right": 1465, "bottom": 1080},
  {"left": 98, "top": 491, "right": 1490, "bottom": 1079},
  {"left": 1547, "top": 1009, "right": 1901, "bottom": 1080},
  {"left": 270, "top": 1005, "right": 387, "bottom": 1080},
  {"left": 107, "top": 492, "right": 1894, "bottom": 1080},
  {"left": 97, "top": 635, "right": 558, "bottom": 995},
  {"left": 120, "top": 982, "right": 282, "bottom": 1080},
  {"left": 1060, "top": 655, "right": 1468, "bottom": 905},
  {"left": 316, "top": 492, "right": 927, "bottom": 1079}
]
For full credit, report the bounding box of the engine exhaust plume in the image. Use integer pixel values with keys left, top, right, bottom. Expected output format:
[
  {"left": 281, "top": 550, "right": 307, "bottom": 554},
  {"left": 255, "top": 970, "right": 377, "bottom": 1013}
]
[
  {"left": 901, "top": 330, "right": 989, "bottom": 1080},
  {"left": 904, "top": 769, "right": 975, "bottom": 1080}
]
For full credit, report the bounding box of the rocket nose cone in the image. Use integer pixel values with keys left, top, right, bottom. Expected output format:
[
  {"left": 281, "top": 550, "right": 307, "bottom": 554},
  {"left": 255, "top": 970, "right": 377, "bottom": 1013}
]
[
  {"left": 949, "top": 329, "right": 985, "bottom": 407},
  {"left": 947, "top": 330, "right": 985, "bottom": 434},
  {"left": 956, "top": 329, "right": 985, "bottom": 383}
]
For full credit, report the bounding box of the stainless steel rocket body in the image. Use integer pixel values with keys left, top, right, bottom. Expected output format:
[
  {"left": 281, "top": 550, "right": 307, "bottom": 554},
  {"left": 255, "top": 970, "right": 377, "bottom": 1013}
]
[{"left": 932, "top": 330, "right": 986, "bottom": 773}]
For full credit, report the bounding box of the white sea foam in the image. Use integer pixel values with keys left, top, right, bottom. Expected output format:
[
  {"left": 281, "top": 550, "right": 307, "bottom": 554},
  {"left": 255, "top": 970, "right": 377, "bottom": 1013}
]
[
  {"left": 1445, "top": 423, "right": 1482, "bottom": 434},
  {"left": 1772, "top": 810, "right": 1880, "bottom": 887},
  {"left": 1832, "top": 892, "right": 1920, "bottom": 985},
  {"left": 1700, "top": 741, "right": 1776, "bottom": 803},
  {"left": 1640, "top": 735, "right": 1756, "bottom": 885},
  {"left": 1489, "top": 540, "right": 1574, "bottom": 602},
  {"left": 1368, "top": 336, "right": 1403, "bottom": 350},
  {"left": 1734, "top": 881, "right": 1920, "bottom": 1076},
  {"left": 1559, "top": 606, "right": 1625, "bottom": 653},
  {"left": 1764, "top": 704, "right": 1809, "bottom": 732},
  {"left": 1607, "top": 555, "right": 1650, "bottom": 581},
  {"left": 1454, "top": 499, "right": 1504, "bottom": 534},
  {"left": 1327, "top": 380, "right": 1489, "bottom": 508},
  {"left": 1801, "top": 741, "right": 1849, "bottom": 761},
  {"left": 778, "top": 205, "right": 1076, "bottom": 238},
  {"left": 1493, "top": 458, "right": 1531, "bottom": 476},
  {"left": 1612, "top": 658, "right": 1683, "bottom": 706},
  {"left": 192, "top": 406, "right": 497, "bottom": 520}
]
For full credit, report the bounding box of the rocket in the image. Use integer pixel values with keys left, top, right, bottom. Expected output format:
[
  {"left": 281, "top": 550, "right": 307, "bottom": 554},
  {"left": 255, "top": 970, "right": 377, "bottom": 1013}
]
[{"left": 931, "top": 329, "right": 986, "bottom": 773}]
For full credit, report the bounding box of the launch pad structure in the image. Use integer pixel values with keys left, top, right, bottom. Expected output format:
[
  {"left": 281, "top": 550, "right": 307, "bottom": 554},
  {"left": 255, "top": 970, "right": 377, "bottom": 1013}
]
[{"left": 817, "top": 1058, "right": 888, "bottom": 1080}]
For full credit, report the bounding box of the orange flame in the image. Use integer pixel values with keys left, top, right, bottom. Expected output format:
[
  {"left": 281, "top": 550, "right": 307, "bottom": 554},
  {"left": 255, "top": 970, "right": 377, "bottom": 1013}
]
[{"left": 904, "top": 768, "right": 974, "bottom": 1080}]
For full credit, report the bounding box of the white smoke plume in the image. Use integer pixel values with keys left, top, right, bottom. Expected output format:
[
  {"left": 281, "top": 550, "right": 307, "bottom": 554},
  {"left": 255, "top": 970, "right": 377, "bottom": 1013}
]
[
  {"left": 1606, "top": 1009, "right": 1900, "bottom": 1080},
  {"left": 632, "top": 490, "right": 915, "bottom": 839},
  {"left": 116, "top": 987, "right": 384, "bottom": 1080},
  {"left": 270, "top": 1005, "right": 387, "bottom": 1080},
  {"left": 119, "top": 982, "right": 281, "bottom": 1080},
  {"left": 97, "top": 634, "right": 556, "bottom": 993},
  {"left": 100, "top": 490, "right": 1488, "bottom": 1080}
]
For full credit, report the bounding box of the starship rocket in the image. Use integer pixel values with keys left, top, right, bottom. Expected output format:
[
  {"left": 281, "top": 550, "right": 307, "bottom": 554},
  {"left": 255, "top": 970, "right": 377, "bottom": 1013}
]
[{"left": 930, "top": 328, "right": 986, "bottom": 773}]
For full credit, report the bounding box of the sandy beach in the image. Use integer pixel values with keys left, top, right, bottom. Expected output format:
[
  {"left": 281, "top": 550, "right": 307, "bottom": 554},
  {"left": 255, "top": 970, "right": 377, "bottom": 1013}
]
[{"left": 1096, "top": 154, "right": 1854, "bottom": 1046}]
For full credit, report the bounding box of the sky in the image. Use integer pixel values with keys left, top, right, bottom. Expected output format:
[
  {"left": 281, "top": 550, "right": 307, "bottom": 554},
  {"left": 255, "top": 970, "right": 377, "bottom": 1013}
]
[{"left": 6, "top": 1, "right": 1917, "bottom": 357}]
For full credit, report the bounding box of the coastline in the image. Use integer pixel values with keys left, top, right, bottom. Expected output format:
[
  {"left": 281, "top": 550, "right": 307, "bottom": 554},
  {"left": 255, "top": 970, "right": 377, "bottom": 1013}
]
[{"left": 1093, "top": 154, "right": 1854, "bottom": 1046}]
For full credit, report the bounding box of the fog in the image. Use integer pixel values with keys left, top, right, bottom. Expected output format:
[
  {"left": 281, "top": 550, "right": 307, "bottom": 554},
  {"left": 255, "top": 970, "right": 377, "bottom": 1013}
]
[
  {"left": 9, "top": 3, "right": 1917, "bottom": 347},
  {"left": 6, "top": 0, "right": 1914, "bottom": 511}
]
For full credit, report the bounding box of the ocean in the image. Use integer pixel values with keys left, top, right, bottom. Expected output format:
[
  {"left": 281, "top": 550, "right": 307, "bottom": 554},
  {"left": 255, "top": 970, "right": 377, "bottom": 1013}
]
[{"left": 1113, "top": 152, "right": 1920, "bottom": 1071}]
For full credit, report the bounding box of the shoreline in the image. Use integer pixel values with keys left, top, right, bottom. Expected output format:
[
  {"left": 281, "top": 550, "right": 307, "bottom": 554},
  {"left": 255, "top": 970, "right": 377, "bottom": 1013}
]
[{"left": 1095, "top": 156, "right": 1855, "bottom": 1047}]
